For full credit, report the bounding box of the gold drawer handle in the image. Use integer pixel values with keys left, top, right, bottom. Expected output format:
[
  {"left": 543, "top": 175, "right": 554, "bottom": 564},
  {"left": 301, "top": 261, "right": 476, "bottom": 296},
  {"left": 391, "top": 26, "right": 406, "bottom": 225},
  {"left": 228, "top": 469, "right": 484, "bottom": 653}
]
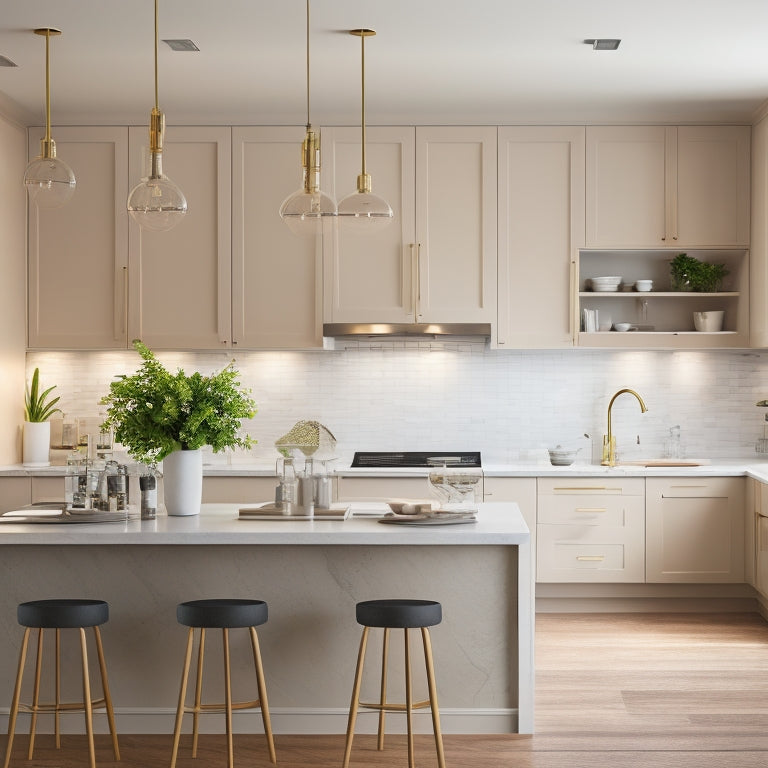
[
  {"left": 576, "top": 555, "right": 605, "bottom": 562},
  {"left": 554, "top": 486, "right": 607, "bottom": 491},
  {"left": 575, "top": 507, "right": 607, "bottom": 513}
]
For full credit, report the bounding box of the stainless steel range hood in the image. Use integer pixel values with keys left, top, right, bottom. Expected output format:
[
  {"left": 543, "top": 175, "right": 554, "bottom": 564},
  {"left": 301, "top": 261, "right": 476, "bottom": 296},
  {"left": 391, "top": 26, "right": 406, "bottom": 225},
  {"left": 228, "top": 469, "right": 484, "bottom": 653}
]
[{"left": 323, "top": 322, "right": 491, "bottom": 338}]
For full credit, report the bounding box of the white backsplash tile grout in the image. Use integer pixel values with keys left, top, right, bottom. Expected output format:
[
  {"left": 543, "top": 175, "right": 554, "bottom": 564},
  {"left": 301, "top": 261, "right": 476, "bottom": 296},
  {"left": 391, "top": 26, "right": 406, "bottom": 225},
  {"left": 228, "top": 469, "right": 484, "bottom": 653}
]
[{"left": 25, "top": 347, "right": 768, "bottom": 466}]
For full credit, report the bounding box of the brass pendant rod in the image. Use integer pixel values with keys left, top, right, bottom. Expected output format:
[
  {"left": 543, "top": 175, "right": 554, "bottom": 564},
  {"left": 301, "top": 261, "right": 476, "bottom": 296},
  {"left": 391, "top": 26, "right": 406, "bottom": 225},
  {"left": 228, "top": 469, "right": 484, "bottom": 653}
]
[
  {"left": 154, "top": 0, "right": 160, "bottom": 110},
  {"left": 43, "top": 29, "right": 52, "bottom": 144},
  {"left": 360, "top": 31, "right": 366, "bottom": 176},
  {"left": 305, "top": 0, "right": 310, "bottom": 128}
]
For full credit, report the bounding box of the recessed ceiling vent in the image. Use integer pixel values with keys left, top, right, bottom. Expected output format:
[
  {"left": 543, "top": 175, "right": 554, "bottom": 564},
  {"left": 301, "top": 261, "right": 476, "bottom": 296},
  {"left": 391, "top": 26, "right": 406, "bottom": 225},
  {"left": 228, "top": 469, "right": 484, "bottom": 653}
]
[
  {"left": 584, "top": 38, "right": 621, "bottom": 51},
  {"left": 162, "top": 39, "right": 199, "bottom": 52},
  {"left": 0, "top": 55, "right": 18, "bottom": 67}
]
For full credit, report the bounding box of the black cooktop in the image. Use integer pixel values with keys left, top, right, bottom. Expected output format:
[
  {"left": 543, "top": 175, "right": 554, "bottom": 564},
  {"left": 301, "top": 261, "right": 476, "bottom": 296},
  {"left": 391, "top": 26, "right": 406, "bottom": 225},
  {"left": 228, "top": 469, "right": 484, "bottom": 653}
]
[{"left": 351, "top": 451, "right": 481, "bottom": 468}]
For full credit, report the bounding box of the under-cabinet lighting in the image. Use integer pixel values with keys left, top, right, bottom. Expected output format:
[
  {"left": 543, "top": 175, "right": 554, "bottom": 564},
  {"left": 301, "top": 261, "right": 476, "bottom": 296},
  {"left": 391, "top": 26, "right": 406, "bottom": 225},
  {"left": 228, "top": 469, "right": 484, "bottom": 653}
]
[
  {"left": 584, "top": 38, "right": 621, "bottom": 51},
  {"left": 162, "top": 39, "right": 199, "bottom": 52}
]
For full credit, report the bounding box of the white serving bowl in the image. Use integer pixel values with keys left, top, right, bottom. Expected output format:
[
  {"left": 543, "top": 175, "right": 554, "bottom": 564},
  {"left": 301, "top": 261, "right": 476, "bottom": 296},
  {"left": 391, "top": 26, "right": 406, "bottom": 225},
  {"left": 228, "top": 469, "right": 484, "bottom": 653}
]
[
  {"left": 693, "top": 310, "right": 724, "bottom": 332},
  {"left": 635, "top": 280, "right": 653, "bottom": 292},
  {"left": 591, "top": 276, "right": 622, "bottom": 292},
  {"left": 548, "top": 446, "right": 581, "bottom": 466},
  {"left": 614, "top": 322, "right": 632, "bottom": 332}
]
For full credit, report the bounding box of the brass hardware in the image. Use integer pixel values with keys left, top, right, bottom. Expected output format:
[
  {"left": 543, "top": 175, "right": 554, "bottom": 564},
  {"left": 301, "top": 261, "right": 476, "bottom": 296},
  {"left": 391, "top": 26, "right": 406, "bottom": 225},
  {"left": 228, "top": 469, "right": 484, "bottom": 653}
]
[
  {"left": 575, "top": 507, "right": 607, "bottom": 513},
  {"left": 350, "top": 29, "right": 376, "bottom": 189},
  {"left": 576, "top": 555, "right": 606, "bottom": 562},
  {"left": 601, "top": 388, "right": 648, "bottom": 467},
  {"left": 553, "top": 486, "right": 607, "bottom": 491},
  {"left": 33, "top": 28, "right": 61, "bottom": 160}
]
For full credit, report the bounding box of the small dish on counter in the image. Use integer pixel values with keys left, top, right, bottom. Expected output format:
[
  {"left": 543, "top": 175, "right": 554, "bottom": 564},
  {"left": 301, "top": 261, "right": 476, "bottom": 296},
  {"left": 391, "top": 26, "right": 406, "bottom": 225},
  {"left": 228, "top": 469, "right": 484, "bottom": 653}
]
[{"left": 613, "top": 322, "right": 633, "bottom": 332}]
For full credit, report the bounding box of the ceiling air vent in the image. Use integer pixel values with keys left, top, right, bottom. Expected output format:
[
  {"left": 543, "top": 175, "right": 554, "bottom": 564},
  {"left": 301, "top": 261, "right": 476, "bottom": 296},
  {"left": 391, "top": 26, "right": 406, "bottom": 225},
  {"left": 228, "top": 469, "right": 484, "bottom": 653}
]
[{"left": 162, "top": 39, "right": 200, "bottom": 52}]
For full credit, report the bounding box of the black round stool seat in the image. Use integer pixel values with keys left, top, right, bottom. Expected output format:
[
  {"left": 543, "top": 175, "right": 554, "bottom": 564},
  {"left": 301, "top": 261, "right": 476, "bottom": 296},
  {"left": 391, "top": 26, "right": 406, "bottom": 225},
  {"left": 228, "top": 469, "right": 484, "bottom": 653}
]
[
  {"left": 356, "top": 599, "right": 442, "bottom": 629},
  {"left": 17, "top": 599, "right": 109, "bottom": 629},
  {"left": 176, "top": 599, "right": 268, "bottom": 629}
]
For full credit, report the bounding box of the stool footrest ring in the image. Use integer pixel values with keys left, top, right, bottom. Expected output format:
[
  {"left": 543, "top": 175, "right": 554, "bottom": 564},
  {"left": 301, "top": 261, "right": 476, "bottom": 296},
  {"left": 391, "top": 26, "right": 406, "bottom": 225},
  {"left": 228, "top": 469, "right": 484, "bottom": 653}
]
[
  {"left": 183, "top": 699, "right": 262, "bottom": 714},
  {"left": 359, "top": 700, "right": 431, "bottom": 712},
  {"left": 19, "top": 698, "right": 108, "bottom": 714}
]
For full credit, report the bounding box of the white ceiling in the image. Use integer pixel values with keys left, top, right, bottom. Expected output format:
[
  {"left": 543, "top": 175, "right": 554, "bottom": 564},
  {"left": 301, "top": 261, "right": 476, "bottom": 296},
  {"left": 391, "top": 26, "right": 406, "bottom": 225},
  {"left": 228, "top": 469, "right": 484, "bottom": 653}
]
[{"left": 1, "top": 0, "right": 768, "bottom": 128}]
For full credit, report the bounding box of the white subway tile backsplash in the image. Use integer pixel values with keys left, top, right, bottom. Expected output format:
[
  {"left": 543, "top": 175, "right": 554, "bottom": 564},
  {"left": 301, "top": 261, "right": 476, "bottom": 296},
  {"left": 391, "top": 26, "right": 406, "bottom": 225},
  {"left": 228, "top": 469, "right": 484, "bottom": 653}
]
[{"left": 25, "top": 347, "right": 768, "bottom": 466}]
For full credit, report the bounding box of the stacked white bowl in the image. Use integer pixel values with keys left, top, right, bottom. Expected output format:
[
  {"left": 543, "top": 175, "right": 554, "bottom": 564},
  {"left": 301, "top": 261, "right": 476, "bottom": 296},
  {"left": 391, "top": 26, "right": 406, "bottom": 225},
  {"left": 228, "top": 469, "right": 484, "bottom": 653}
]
[{"left": 590, "top": 276, "right": 622, "bottom": 292}]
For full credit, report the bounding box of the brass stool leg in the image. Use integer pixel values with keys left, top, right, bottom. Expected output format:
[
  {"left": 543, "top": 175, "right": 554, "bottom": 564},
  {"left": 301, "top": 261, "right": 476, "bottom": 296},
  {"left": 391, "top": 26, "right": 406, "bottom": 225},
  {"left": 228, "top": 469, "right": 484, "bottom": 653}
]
[
  {"left": 3, "top": 628, "right": 30, "bottom": 768},
  {"left": 377, "top": 628, "right": 389, "bottom": 751},
  {"left": 170, "top": 628, "right": 195, "bottom": 768},
  {"left": 421, "top": 627, "right": 446, "bottom": 768},
  {"left": 249, "top": 626, "right": 276, "bottom": 763},
  {"left": 404, "top": 628, "right": 415, "bottom": 768},
  {"left": 27, "top": 628, "right": 44, "bottom": 759},
  {"left": 79, "top": 627, "right": 97, "bottom": 768},
  {"left": 55, "top": 629, "right": 61, "bottom": 749},
  {"left": 342, "top": 626, "right": 370, "bottom": 768},
  {"left": 93, "top": 626, "right": 120, "bottom": 760},
  {"left": 223, "top": 629, "right": 233, "bottom": 768},
  {"left": 192, "top": 628, "right": 206, "bottom": 759}
]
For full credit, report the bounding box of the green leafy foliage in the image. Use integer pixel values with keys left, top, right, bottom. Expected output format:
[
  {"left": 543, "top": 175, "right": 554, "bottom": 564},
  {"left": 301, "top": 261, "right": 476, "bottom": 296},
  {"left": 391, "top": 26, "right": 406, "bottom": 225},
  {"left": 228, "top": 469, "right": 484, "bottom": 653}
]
[
  {"left": 669, "top": 253, "right": 728, "bottom": 293},
  {"left": 100, "top": 340, "right": 257, "bottom": 465},
  {"left": 25, "top": 368, "right": 61, "bottom": 422}
]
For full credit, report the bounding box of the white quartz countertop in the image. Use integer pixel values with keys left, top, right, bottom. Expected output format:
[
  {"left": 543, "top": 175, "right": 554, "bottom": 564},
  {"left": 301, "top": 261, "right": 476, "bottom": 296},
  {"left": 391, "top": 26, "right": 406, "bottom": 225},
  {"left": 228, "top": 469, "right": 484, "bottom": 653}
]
[{"left": 0, "top": 502, "right": 529, "bottom": 546}]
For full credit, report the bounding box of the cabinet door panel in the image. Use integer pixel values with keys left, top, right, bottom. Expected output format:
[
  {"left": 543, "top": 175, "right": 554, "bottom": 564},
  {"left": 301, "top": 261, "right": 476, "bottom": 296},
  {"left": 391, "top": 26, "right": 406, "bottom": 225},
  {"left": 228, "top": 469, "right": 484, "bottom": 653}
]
[
  {"left": 128, "top": 126, "right": 231, "bottom": 349},
  {"left": 323, "top": 127, "right": 416, "bottom": 323},
  {"left": 0, "top": 477, "right": 31, "bottom": 513},
  {"left": 586, "top": 126, "right": 668, "bottom": 248},
  {"left": 416, "top": 127, "right": 496, "bottom": 323},
  {"left": 28, "top": 126, "right": 128, "bottom": 349},
  {"left": 676, "top": 126, "right": 750, "bottom": 247},
  {"left": 646, "top": 477, "right": 745, "bottom": 583},
  {"left": 497, "top": 126, "right": 583, "bottom": 348},
  {"left": 232, "top": 127, "right": 322, "bottom": 348}
]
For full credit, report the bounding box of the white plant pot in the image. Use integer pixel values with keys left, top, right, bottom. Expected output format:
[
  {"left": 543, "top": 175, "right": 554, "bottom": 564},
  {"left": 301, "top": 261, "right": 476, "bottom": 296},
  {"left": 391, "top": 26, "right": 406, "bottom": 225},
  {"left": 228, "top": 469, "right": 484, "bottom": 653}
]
[
  {"left": 162, "top": 449, "right": 203, "bottom": 516},
  {"left": 22, "top": 421, "right": 51, "bottom": 467}
]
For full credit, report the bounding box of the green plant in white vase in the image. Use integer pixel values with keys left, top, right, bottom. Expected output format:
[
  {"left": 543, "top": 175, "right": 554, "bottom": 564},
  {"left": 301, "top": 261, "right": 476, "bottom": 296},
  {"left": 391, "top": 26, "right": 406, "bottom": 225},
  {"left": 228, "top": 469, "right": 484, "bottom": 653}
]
[
  {"left": 100, "top": 340, "right": 257, "bottom": 515},
  {"left": 22, "top": 368, "right": 61, "bottom": 466}
]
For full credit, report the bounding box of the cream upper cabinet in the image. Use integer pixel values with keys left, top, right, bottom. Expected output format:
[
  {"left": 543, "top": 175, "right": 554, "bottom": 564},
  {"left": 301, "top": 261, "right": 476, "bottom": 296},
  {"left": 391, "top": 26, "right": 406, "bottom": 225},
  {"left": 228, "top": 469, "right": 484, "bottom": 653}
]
[
  {"left": 497, "top": 126, "right": 584, "bottom": 348},
  {"left": 128, "top": 126, "right": 231, "bottom": 349},
  {"left": 28, "top": 126, "right": 129, "bottom": 349},
  {"left": 323, "top": 126, "right": 496, "bottom": 325},
  {"left": 586, "top": 125, "right": 750, "bottom": 249},
  {"left": 232, "top": 127, "right": 323, "bottom": 348},
  {"left": 323, "top": 126, "right": 416, "bottom": 323},
  {"left": 645, "top": 477, "right": 745, "bottom": 583},
  {"left": 750, "top": 113, "right": 768, "bottom": 347},
  {"left": 415, "top": 126, "right": 497, "bottom": 324}
]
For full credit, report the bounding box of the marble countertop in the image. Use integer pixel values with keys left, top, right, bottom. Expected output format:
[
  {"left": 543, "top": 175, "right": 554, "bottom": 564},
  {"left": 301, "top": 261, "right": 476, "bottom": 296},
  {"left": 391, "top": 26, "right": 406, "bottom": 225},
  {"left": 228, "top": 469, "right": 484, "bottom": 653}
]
[
  {"left": 5, "top": 459, "right": 768, "bottom": 481},
  {"left": 0, "top": 502, "right": 529, "bottom": 546}
]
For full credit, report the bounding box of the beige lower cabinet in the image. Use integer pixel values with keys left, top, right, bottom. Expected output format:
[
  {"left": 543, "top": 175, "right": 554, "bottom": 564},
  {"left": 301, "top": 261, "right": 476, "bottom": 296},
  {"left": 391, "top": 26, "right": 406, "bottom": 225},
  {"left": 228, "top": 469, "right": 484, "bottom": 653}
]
[
  {"left": 335, "top": 476, "right": 435, "bottom": 502},
  {"left": 536, "top": 477, "right": 645, "bottom": 583},
  {"left": 0, "top": 477, "right": 32, "bottom": 513},
  {"left": 756, "top": 481, "right": 768, "bottom": 597},
  {"left": 201, "top": 476, "right": 282, "bottom": 504},
  {"left": 645, "top": 477, "right": 745, "bottom": 583}
]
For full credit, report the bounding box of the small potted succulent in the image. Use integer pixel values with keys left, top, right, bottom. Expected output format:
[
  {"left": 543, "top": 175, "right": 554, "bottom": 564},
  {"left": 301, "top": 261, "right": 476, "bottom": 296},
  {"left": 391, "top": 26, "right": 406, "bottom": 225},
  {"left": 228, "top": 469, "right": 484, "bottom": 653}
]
[
  {"left": 100, "top": 340, "right": 257, "bottom": 515},
  {"left": 23, "top": 368, "right": 61, "bottom": 466}
]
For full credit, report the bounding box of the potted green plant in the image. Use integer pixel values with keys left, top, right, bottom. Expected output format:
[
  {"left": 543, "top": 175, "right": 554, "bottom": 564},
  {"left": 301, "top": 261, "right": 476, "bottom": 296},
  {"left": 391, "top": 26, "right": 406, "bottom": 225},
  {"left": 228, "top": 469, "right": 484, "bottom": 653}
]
[
  {"left": 669, "top": 253, "right": 729, "bottom": 292},
  {"left": 100, "top": 340, "right": 257, "bottom": 516},
  {"left": 23, "top": 368, "right": 61, "bottom": 466}
]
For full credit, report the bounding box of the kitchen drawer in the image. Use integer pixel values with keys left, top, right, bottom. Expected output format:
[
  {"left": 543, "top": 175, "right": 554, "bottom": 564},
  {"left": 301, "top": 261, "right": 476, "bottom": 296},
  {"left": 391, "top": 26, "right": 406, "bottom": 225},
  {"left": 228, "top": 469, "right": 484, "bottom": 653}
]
[
  {"left": 538, "top": 494, "right": 643, "bottom": 526},
  {"left": 336, "top": 476, "right": 436, "bottom": 502},
  {"left": 537, "top": 523, "right": 645, "bottom": 582},
  {"left": 650, "top": 477, "right": 735, "bottom": 498},
  {"left": 537, "top": 477, "right": 644, "bottom": 496}
]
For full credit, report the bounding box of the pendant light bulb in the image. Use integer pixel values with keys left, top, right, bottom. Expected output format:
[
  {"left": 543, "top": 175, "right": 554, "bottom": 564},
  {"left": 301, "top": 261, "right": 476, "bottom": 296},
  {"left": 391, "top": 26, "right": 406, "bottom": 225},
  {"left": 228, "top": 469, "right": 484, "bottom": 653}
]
[
  {"left": 24, "top": 28, "right": 76, "bottom": 209},
  {"left": 337, "top": 29, "right": 393, "bottom": 230},
  {"left": 279, "top": 0, "right": 336, "bottom": 236},
  {"left": 127, "top": 0, "right": 187, "bottom": 232}
]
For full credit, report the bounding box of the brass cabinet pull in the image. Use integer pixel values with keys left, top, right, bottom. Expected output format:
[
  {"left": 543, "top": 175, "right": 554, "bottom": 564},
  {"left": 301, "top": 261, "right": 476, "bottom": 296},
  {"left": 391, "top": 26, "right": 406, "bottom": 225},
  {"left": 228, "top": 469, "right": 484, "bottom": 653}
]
[
  {"left": 554, "top": 486, "right": 607, "bottom": 491},
  {"left": 576, "top": 555, "right": 605, "bottom": 562},
  {"left": 575, "top": 507, "right": 607, "bottom": 513}
]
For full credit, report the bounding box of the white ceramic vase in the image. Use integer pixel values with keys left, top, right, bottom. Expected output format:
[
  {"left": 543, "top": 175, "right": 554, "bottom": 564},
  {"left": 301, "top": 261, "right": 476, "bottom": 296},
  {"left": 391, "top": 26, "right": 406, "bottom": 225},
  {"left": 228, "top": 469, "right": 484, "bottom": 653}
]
[
  {"left": 162, "top": 448, "right": 202, "bottom": 516},
  {"left": 22, "top": 421, "right": 51, "bottom": 467}
]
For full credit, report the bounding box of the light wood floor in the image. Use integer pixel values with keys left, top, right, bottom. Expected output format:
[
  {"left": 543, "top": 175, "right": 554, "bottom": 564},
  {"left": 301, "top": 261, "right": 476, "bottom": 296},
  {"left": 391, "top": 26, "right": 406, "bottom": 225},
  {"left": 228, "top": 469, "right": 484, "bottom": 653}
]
[{"left": 4, "top": 613, "right": 768, "bottom": 767}]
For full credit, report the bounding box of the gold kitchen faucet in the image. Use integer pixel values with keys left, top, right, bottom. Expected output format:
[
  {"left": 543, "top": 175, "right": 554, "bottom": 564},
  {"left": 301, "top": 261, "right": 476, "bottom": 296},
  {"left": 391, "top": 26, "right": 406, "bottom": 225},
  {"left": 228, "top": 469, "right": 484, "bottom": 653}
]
[{"left": 602, "top": 388, "right": 648, "bottom": 466}]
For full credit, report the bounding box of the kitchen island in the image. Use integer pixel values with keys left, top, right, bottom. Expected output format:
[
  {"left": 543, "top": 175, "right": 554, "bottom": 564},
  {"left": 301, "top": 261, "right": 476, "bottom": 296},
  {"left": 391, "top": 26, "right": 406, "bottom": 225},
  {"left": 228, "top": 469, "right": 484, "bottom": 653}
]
[{"left": 0, "top": 502, "right": 532, "bottom": 735}]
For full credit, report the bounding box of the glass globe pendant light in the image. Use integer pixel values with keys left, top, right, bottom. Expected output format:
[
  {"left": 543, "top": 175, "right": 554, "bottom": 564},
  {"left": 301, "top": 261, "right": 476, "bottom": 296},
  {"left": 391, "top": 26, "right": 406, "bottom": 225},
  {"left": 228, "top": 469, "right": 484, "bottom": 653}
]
[
  {"left": 279, "top": 0, "right": 336, "bottom": 236},
  {"left": 127, "top": 0, "right": 187, "bottom": 232},
  {"left": 337, "top": 29, "right": 393, "bottom": 229},
  {"left": 24, "top": 28, "right": 76, "bottom": 209}
]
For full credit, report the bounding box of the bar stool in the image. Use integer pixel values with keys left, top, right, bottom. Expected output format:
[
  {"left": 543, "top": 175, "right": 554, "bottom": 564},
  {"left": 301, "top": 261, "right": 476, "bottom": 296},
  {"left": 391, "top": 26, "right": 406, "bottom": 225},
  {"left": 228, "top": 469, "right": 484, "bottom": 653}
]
[
  {"left": 170, "top": 599, "right": 276, "bottom": 768},
  {"left": 342, "top": 599, "right": 446, "bottom": 768},
  {"left": 3, "top": 599, "right": 120, "bottom": 768}
]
